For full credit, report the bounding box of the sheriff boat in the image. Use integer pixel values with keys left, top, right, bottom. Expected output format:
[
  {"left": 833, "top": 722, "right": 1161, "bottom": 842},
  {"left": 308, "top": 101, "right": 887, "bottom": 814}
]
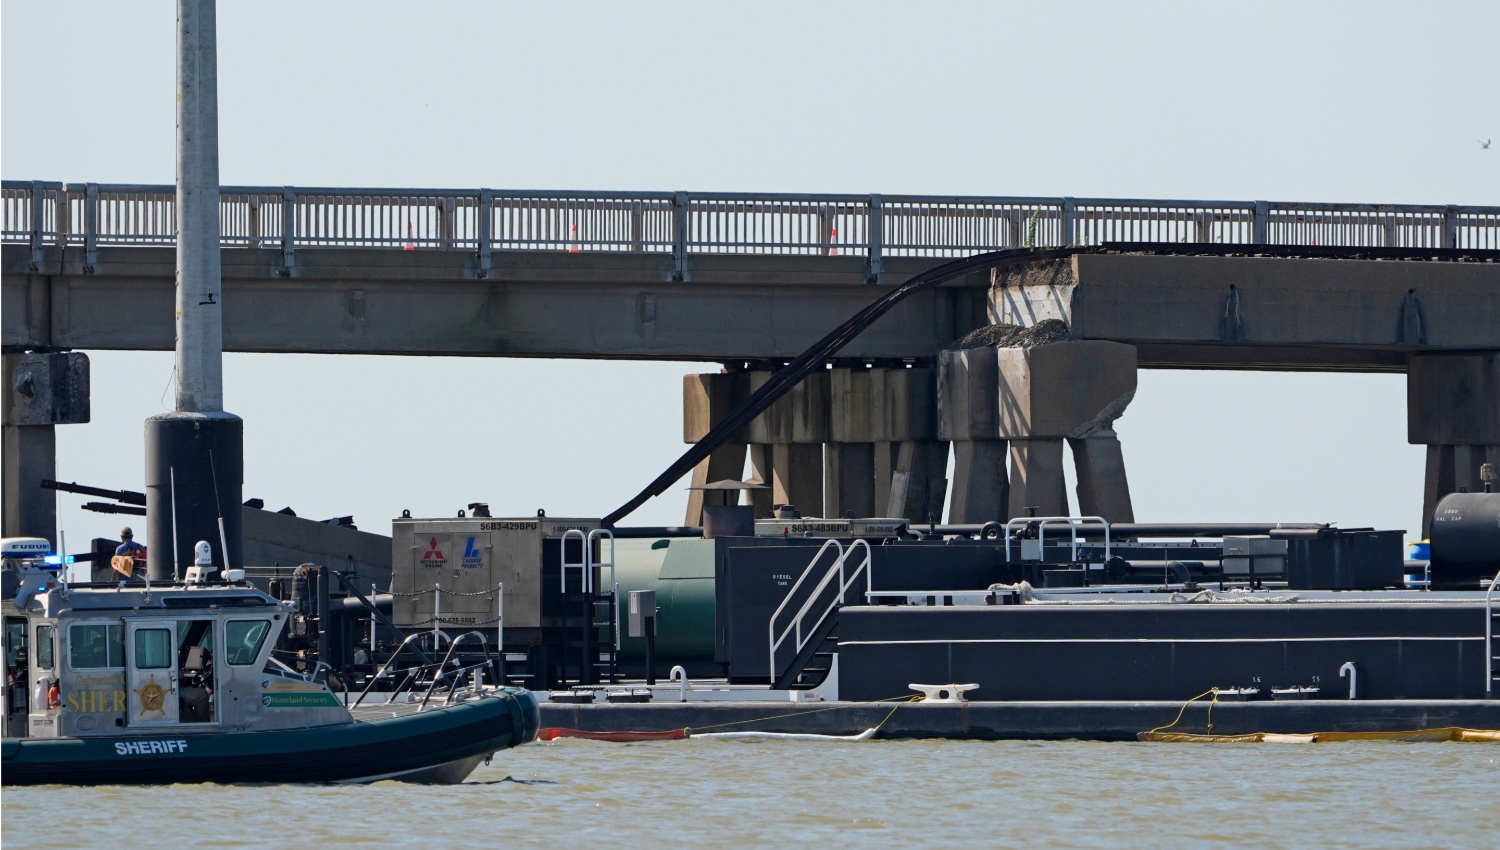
[{"left": 1, "top": 537, "right": 538, "bottom": 785}]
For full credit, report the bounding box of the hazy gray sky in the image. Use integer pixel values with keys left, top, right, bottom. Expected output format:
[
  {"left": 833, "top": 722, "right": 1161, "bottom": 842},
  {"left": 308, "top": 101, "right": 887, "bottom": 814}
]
[{"left": 3, "top": 1, "right": 1496, "bottom": 552}]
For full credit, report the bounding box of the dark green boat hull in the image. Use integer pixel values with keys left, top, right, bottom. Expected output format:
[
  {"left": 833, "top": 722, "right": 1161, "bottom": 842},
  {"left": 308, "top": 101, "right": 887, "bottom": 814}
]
[{"left": 1, "top": 688, "right": 540, "bottom": 786}]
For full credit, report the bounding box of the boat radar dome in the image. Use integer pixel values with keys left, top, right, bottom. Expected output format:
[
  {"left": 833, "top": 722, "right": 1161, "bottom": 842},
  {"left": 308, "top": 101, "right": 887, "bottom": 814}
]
[{"left": 184, "top": 540, "right": 217, "bottom": 584}]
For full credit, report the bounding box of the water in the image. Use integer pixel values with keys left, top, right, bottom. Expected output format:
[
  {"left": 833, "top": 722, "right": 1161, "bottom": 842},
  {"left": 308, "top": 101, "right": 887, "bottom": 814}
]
[{"left": 4, "top": 739, "right": 1494, "bottom": 848}]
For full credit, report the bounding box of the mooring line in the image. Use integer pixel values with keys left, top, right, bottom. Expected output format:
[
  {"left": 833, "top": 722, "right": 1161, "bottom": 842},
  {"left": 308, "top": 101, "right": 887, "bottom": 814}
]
[
  {"left": 1145, "top": 688, "right": 1220, "bottom": 737},
  {"left": 682, "top": 693, "right": 924, "bottom": 736}
]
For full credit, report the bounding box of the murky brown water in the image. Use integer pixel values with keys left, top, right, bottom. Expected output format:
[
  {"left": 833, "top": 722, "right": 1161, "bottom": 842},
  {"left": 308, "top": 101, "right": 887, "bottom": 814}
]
[{"left": 4, "top": 739, "right": 1495, "bottom": 848}]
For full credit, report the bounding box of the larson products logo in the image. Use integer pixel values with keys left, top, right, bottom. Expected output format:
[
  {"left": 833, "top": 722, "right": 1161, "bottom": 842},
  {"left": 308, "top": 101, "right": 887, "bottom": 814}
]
[
  {"left": 461, "top": 537, "right": 484, "bottom": 569},
  {"left": 419, "top": 536, "right": 445, "bottom": 568}
]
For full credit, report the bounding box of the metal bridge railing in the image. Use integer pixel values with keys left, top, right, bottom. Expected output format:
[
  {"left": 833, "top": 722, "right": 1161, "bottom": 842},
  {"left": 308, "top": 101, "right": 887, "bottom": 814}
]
[{"left": 5, "top": 182, "right": 1498, "bottom": 267}]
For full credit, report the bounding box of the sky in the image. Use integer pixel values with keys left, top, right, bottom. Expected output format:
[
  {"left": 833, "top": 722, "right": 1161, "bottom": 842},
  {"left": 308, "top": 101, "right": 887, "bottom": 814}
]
[{"left": 2, "top": 1, "right": 1496, "bottom": 556}]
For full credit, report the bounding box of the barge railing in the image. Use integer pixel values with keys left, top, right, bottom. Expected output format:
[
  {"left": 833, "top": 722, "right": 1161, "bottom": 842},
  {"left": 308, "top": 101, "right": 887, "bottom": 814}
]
[{"left": 1005, "top": 516, "right": 1113, "bottom": 586}]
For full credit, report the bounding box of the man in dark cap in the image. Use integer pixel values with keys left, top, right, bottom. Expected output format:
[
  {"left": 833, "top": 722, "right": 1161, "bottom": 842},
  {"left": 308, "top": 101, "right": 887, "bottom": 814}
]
[{"left": 112, "top": 527, "right": 147, "bottom": 581}]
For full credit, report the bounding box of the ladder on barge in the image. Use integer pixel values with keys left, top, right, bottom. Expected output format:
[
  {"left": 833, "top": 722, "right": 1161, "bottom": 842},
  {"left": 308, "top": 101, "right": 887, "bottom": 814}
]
[
  {"left": 1487, "top": 571, "right": 1499, "bottom": 699},
  {"left": 559, "top": 529, "right": 618, "bottom": 687}
]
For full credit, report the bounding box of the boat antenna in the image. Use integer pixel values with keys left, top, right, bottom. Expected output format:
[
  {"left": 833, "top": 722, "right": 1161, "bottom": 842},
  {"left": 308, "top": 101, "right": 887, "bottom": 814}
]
[{"left": 210, "top": 449, "right": 231, "bottom": 572}]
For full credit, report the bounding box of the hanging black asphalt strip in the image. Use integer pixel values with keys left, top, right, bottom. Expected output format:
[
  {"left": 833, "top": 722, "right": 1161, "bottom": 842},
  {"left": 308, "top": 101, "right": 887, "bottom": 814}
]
[{"left": 602, "top": 246, "right": 1087, "bottom": 527}]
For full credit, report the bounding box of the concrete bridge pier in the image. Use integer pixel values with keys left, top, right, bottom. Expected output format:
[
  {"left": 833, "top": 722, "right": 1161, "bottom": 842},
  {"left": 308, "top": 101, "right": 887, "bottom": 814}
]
[
  {"left": 1409, "top": 353, "right": 1500, "bottom": 538},
  {"left": 2, "top": 352, "right": 90, "bottom": 541},
  {"left": 1069, "top": 431, "right": 1136, "bottom": 522},
  {"left": 682, "top": 372, "right": 749, "bottom": 525},
  {"left": 941, "top": 339, "right": 1136, "bottom": 524}
]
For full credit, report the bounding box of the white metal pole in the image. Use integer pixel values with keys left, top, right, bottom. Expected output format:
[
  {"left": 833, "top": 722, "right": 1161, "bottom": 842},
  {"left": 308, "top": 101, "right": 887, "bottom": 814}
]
[
  {"left": 175, "top": 0, "right": 224, "bottom": 414},
  {"left": 369, "top": 582, "right": 377, "bottom": 668},
  {"left": 496, "top": 581, "right": 504, "bottom": 653},
  {"left": 433, "top": 579, "right": 440, "bottom": 646}
]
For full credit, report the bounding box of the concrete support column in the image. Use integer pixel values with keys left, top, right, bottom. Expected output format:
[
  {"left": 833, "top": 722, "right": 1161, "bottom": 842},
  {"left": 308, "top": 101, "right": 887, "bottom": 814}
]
[
  {"left": 1408, "top": 353, "right": 1500, "bottom": 537},
  {"left": 772, "top": 444, "right": 824, "bottom": 516},
  {"left": 825, "top": 443, "right": 874, "bottom": 518},
  {"left": 939, "top": 347, "right": 1007, "bottom": 523},
  {"left": 869, "top": 366, "right": 944, "bottom": 521},
  {"left": 3, "top": 352, "right": 90, "bottom": 541},
  {"left": 1007, "top": 438, "right": 1068, "bottom": 518},
  {"left": 747, "top": 369, "right": 828, "bottom": 517},
  {"left": 827, "top": 366, "right": 877, "bottom": 518},
  {"left": 1069, "top": 432, "right": 1135, "bottom": 522},
  {"left": 995, "top": 338, "right": 1137, "bottom": 522},
  {"left": 872, "top": 440, "right": 899, "bottom": 518},
  {"left": 746, "top": 444, "right": 774, "bottom": 518},
  {"left": 889, "top": 440, "right": 950, "bottom": 522},
  {"left": 949, "top": 440, "right": 1008, "bottom": 524},
  {"left": 3, "top": 424, "right": 57, "bottom": 541},
  {"left": 682, "top": 372, "right": 748, "bottom": 525}
]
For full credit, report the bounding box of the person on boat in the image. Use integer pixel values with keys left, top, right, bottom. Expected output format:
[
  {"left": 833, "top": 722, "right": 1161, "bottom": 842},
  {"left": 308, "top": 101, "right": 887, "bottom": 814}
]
[{"left": 112, "top": 528, "right": 146, "bottom": 582}]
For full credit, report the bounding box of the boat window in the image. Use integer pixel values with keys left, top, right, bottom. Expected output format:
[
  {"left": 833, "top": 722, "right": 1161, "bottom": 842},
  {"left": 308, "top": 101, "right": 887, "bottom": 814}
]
[
  {"left": 224, "top": 619, "right": 271, "bottom": 666},
  {"left": 133, "top": 628, "right": 173, "bottom": 669},
  {"left": 35, "top": 624, "right": 54, "bottom": 670},
  {"left": 68, "top": 623, "right": 125, "bottom": 670}
]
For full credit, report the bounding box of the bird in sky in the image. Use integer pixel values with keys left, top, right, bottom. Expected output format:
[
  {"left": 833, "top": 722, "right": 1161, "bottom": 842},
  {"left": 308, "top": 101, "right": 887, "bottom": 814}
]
[{"left": 1483, "top": 139, "right": 1493, "bottom": 149}]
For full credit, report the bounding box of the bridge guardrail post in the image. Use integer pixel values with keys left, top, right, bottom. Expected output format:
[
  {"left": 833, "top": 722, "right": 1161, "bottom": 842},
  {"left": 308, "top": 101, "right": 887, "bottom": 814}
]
[
  {"left": 672, "top": 190, "right": 689, "bottom": 281},
  {"left": 280, "top": 188, "right": 297, "bottom": 276},
  {"left": 1062, "top": 197, "right": 1076, "bottom": 246},
  {"left": 1253, "top": 200, "right": 1270, "bottom": 244},
  {"left": 29, "top": 180, "right": 44, "bottom": 271},
  {"left": 867, "top": 194, "right": 883, "bottom": 283},
  {"left": 629, "top": 200, "right": 645, "bottom": 253},
  {"left": 439, "top": 197, "right": 456, "bottom": 251},
  {"left": 477, "top": 189, "right": 493, "bottom": 278},
  {"left": 1442, "top": 205, "right": 1458, "bottom": 250},
  {"left": 247, "top": 195, "right": 261, "bottom": 250},
  {"left": 84, "top": 183, "right": 99, "bottom": 272}
]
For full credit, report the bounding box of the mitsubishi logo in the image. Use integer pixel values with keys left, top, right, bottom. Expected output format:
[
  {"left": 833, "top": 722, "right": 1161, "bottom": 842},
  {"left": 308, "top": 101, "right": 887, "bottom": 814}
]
[{"left": 423, "top": 537, "right": 444, "bottom": 559}]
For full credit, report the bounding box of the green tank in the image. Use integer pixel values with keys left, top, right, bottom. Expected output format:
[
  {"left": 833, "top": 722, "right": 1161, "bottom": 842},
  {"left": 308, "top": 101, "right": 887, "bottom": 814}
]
[{"left": 611, "top": 538, "right": 717, "bottom": 662}]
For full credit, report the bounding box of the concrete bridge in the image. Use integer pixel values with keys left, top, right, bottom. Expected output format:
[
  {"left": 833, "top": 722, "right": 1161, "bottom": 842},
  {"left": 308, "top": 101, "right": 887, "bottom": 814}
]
[{"left": 4, "top": 182, "right": 1499, "bottom": 537}]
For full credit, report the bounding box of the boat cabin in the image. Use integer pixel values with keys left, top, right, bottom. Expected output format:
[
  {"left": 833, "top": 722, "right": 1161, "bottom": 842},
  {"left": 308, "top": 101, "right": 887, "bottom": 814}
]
[{"left": 3, "top": 539, "right": 350, "bottom": 740}]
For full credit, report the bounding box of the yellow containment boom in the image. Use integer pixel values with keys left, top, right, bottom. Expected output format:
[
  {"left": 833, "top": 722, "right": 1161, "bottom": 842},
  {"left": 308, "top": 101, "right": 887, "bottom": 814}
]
[{"left": 1139, "top": 727, "right": 1500, "bottom": 744}]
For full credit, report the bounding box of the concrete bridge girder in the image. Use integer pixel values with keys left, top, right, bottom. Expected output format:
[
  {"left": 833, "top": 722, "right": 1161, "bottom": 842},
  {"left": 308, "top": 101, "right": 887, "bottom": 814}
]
[
  {"left": 3, "top": 246, "right": 967, "bottom": 360},
  {"left": 990, "top": 253, "right": 1499, "bottom": 371}
]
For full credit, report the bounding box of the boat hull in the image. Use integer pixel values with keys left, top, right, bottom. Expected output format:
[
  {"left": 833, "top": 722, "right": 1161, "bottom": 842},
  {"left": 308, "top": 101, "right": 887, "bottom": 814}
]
[{"left": 1, "top": 688, "right": 540, "bottom": 786}]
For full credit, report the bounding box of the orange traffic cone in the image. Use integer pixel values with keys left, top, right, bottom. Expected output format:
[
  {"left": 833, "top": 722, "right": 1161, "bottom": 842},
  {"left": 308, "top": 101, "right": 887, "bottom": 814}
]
[
  {"left": 404, "top": 221, "right": 415, "bottom": 251},
  {"left": 828, "top": 226, "right": 839, "bottom": 257},
  {"left": 568, "top": 223, "right": 581, "bottom": 253}
]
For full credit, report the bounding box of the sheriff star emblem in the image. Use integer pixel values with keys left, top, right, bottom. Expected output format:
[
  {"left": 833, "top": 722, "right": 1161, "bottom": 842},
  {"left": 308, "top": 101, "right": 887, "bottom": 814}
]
[{"left": 134, "top": 675, "right": 169, "bottom": 716}]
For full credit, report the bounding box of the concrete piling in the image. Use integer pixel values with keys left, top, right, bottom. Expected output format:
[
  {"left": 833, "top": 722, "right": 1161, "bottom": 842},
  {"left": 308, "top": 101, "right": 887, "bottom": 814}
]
[
  {"left": 1408, "top": 353, "right": 1500, "bottom": 537},
  {"left": 2, "top": 352, "right": 90, "bottom": 541}
]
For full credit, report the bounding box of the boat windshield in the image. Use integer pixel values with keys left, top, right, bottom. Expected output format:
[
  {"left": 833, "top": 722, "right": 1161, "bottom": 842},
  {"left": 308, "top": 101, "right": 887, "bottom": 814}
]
[{"left": 225, "top": 619, "right": 271, "bottom": 666}]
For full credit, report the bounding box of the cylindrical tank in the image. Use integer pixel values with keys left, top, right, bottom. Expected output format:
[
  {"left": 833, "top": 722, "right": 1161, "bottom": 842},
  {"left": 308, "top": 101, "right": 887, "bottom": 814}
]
[
  {"left": 612, "top": 538, "right": 717, "bottom": 663},
  {"left": 1429, "top": 491, "right": 1500, "bottom": 588},
  {"left": 144, "top": 411, "right": 243, "bottom": 581}
]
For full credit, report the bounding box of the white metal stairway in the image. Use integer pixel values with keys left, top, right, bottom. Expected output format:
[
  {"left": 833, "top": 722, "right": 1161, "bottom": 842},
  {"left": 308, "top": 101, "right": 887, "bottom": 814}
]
[{"left": 768, "top": 539, "right": 871, "bottom": 691}]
